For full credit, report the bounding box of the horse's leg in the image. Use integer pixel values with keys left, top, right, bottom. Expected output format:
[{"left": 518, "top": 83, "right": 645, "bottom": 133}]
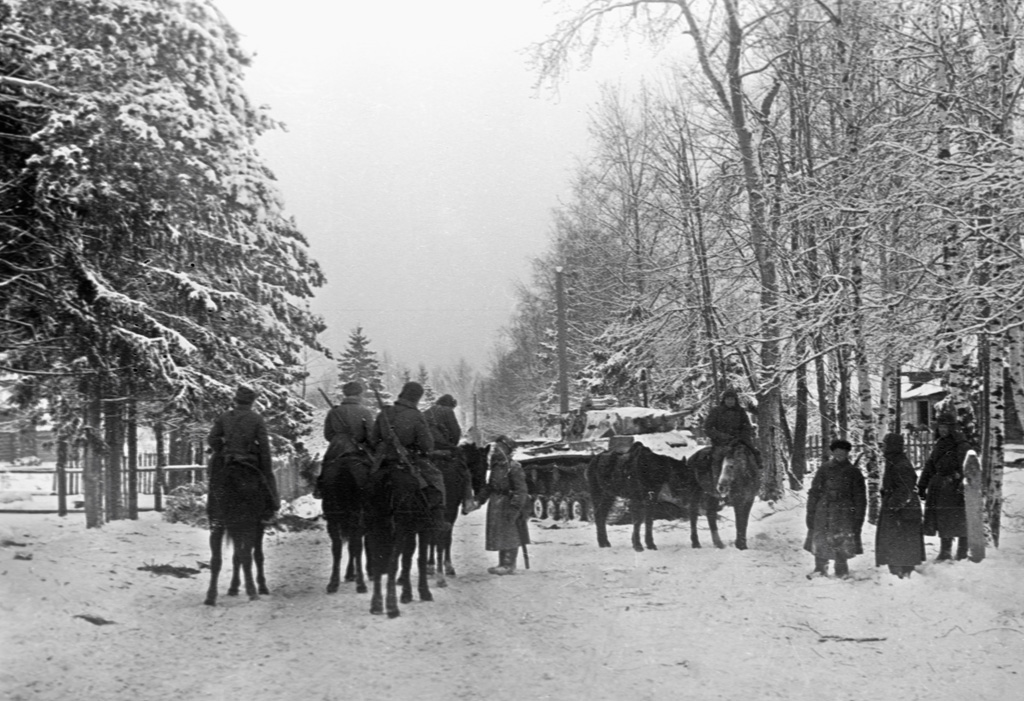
[
  {"left": 327, "top": 519, "right": 343, "bottom": 593},
  {"left": 594, "top": 493, "right": 613, "bottom": 548},
  {"left": 644, "top": 501, "right": 657, "bottom": 550},
  {"left": 418, "top": 531, "right": 435, "bottom": 601},
  {"left": 443, "top": 511, "right": 457, "bottom": 577},
  {"left": 204, "top": 527, "right": 224, "bottom": 606},
  {"left": 227, "top": 535, "right": 241, "bottom": 596},
  {"left": 254, "top": 526, "right": 269, "bottom": 595},
  {"left": 399, "top": 529, "right": 416, "bottom": 604},
  {"left": 367, "top": 529, "right": 385, "bottom": 615},
  {"left": 425, "top": 541, "right": 436, "bottom": 575},
  {"left": 353, "top": 532, "right": 368, "bottom": 594},
  {"left": 707, "top": 495, "right": 725, "bottom": 549},
  {"left": 386, "top": 536, "right": 401, "bottom": 618},
  {"left": 689, "top": 489, "right": 702, "bottom": 548},
  {"left": 243, "top": 529, "right": 260, "bottom": 600},
  {"left": 631, "top": 505, "right": 645, "bottom": 552},
  {"left": 734, "top": 498, "right": 754, "bottom": 550}
]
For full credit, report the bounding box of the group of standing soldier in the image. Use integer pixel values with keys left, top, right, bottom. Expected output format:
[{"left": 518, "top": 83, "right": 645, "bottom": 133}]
[
  {"left": 804, "top": 412, "right": 975, "bottom": 579},
  {"left": 703, "top": 389, "right": 977, "bottom": 580}
]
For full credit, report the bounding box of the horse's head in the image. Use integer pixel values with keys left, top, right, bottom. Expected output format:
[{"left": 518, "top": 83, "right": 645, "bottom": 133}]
[{"left": 716, "top": 444, "right": 749, "bottom": 502}]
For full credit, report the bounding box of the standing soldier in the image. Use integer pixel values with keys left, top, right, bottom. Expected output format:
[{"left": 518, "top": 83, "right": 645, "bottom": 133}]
[
  {"left": 703, "top": 388, "right": 754, "bottom": 472},
  {"left": 207, "top": 386, "right": 279, "bottom": 524},
  {"left": 918, "top": 411, "right": 972, "bottom": 561},
  {"left": 319, "top": 380, "right": 375, "bottom": 505},
  {"left": 370, "top": 381, "right": 448, "bottom": 532},
  {"left": 804, "top": 438, "right": 867, "bottom": 579},
  {"left": 874, "top": 432, "right": 926, "bottom": 578},
  {"left": 423, "top": 394, "right": 476, "bottom": 513},
  {"left": 477, "top": 435, "right": 531, "bottom": 575}
]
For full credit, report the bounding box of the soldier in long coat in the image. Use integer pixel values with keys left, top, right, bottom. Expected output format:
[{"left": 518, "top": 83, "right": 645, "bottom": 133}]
[
  {"left": 874, "top": 433, "right": 925, "bottom": 578},
  {"left": 207, "top": 386, "right": 279, "bottom": 524},
  {"left": 918, "top": 412, "right": 972, "bottom": 561},
  {"left": 804, "top": 438, "right": 866, "bottom": 578},
  {"left": 477, "top": 435, "right": 530, "bottom": 575}
]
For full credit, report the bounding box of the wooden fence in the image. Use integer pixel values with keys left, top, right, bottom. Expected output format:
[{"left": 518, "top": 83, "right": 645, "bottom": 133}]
[
  {"left": 43, "top": 455, "right": 304, "bottom": 501},
  {"left": 805, "top": 433, "right": 935, "bottom": 470}
]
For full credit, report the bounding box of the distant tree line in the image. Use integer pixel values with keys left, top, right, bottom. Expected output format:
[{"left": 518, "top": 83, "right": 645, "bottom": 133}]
[{"left": 0, "top": 0, "right": 325, "bottom": 525}]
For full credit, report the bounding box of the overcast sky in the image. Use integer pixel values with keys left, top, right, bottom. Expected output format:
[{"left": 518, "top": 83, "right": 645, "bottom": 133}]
[{"left": 212, "top": 0, "right": 673, "bottom": 377}]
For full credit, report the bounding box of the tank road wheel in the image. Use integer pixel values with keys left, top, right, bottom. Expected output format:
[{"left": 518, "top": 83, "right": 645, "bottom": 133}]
[
  {"left": 559, "top": 498, "right": 572, "bottom": 522},
  {"left": 532, "top": 496, "right": 546, "bottom": 519},
  {"left": 546, "top": 498, "right": 559, "bottom": 520},
  {"left": 571, "top": 498, "right": 587, "bottom": 522}
]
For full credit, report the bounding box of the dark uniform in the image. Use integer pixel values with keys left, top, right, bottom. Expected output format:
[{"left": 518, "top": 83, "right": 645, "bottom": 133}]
[
  {"left": 703, "top": 389, "right": 754, "bottom": 475},
  {"left": 918, "top": 415, "right": 972, "bottom": 560},
  {"left": 423, "top": 397, "right": 475, "bottom": 506},
  {"left": 804, "top": 440, "right": 866, "bottom": 578},
  {"left": 875, "top": 433, "right": 925, "bottom": 577},
  {"left": 319, "top": 395, "right": 375, "bottom": 515},
  {"left": 207, "top": 391, "right": 278, "bottom": 524},
  {"left": 370, "top": 394, "right": 448, "bottom": 530}
]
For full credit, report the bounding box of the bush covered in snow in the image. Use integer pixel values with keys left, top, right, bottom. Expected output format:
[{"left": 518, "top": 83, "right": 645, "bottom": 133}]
[{"left": 162, "top": 482, "right": 209, "bottom": 528}]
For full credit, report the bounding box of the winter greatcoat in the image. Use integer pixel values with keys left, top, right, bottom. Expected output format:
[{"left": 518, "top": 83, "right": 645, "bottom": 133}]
[
  {"left": 369, "top": 398, "right": 444, "bottom": 497},
  {"left": 423, "top": 403, "right": 461, "bottom": 450},
  {"left": 703, "top": 393, "right": 753, "bottom": 448},
  {"left": 206, "top": 405, "right": 278, "bottom": 522},
  {"left": 323, "top": 397, "right": 374, "bottom": 464},
  {"left": 479, "top": 447, "right": 530, "bottom": 552},
  {"left": 320, "top": 397, "right": 375, "bottom": 516},
  {"left": 804, "top": 457, "right": 867, "bottom": 561},
  {"left": 874, "top": 448, "right": 926, "bottom": 569},
  {"left": 918, "top": 432, "right": 971, "bottom": 538}
]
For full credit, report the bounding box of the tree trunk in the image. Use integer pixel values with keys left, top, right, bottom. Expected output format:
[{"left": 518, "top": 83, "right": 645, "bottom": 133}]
[
  {"left": 154, "top": 422, "right": 166, "bottom": 512},
  {"left": 83, "top": 377, "right": 104, "bottom": 528},
  {"left": 103, "top": 394, "right": 124, "bottom": 522},
  {"left": 126, "top": 396, "right": 138, "bottom": 519}
]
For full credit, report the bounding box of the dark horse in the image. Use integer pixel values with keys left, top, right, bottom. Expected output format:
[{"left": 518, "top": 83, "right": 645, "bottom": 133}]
[
  {"left": 321, "top": 453, "right": 371, "bottom": 594},
  {"left": 683, "top": 442, "right": 760, "bottom": 550},
  {"left": 364, "top": 463, "right": 441, "bottom": 618},
  {"left": 588, "top": 441, "right": 681, "bottom": 552},
  {"left": 204, "top": 457, "right": 270, "bottom": 606},
  {"left": 425, "top": 442, "right": 490, "bottom": 579}
]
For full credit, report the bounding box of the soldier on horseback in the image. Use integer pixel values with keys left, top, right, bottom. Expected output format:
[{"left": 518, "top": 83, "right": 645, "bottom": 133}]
[
  {"left": 703, "top": 388, "right": 755, "bottom": 476},
  {"left": 207, "top": 386, "right": 279, "bottom": 524},
  {"left": 319, "top": 380, "right": 374, "bottom": 496},
  {"left": 423, "top": 394, "right": 477, "bottom": 514},
  {"left": 369, "top": 381, "right": 449, "bottom": 533}
]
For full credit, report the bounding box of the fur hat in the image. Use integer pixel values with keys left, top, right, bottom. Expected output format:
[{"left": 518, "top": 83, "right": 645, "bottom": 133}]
[
  {"left": 829, "top": 438, "right": 852, "bottom": 452},
  {"left": 341, "top": 381, "right": 364, "bottom": 397},
  {"left": 437, "top": 394, "right": 457, "bottom": 408},
  {"left": 936, "top": 411, "right": 957, "bottom": 426},
  {"left": 722, "top": 389, "right": 739, "bottom": 402},
  {"left": 882, "top": 433, "right": 904, "bottom": 454},
  {"left": 493, "top": 434, "right": 516, "bottom": 452},
  {"left": 234, "top": 386, "right": 258, "bottom": 405},
  {"left": 398, "top": 381, "right": 424, "bottom": 403}
]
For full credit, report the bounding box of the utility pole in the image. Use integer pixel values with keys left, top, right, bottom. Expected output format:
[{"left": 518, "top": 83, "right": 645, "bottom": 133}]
[{"left": 555, "top": 266, "right": 569, "bottom": 415}]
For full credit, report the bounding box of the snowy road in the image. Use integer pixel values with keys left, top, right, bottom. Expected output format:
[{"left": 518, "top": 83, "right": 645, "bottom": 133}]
[{"left": 2, "top": 478, "right": 1023, "bottom": 701}]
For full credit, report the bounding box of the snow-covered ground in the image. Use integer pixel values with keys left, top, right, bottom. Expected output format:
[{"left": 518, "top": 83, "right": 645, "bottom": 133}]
[{"left": 2, "top": 468, "right": 1023, "bottom": 701}]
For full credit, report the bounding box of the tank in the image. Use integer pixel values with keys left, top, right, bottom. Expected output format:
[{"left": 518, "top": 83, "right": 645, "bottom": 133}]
[{"left": 513, "top": 404, "right": 704, "bottom": 522}]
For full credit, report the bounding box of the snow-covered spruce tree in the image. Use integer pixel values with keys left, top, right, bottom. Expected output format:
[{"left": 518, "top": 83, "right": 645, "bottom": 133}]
[
  {"left": 3, "top": 0, "right": 326, "bottom": 521},
  {"left": 336, "top": 326, "right": 389, "bottom": 406}
]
